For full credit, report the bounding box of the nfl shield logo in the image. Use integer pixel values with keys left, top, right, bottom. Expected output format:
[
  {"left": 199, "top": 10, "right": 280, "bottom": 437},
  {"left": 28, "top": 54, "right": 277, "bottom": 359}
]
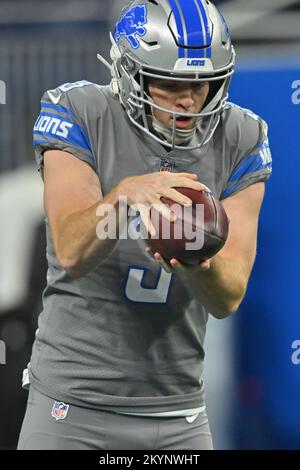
[{"left": 51, "top": 401, "right": 69, "bottom": 421}]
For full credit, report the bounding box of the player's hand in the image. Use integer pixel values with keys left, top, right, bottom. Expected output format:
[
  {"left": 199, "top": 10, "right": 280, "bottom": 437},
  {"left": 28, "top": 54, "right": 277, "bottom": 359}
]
[
  {"left": 116, "top": 172, "right": 207, "bottom": 236},
  {"left": 145, "top": 247, "right": 211, "bottom": 274}
]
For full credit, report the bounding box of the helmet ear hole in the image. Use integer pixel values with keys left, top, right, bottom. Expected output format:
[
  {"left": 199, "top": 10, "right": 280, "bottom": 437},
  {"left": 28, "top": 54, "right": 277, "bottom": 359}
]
[{"left": 121, "top": 56, "right": 135, "bottom": 73}]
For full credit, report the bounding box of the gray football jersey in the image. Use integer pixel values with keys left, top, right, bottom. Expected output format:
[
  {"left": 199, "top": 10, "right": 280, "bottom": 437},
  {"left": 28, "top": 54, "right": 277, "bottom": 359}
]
[{"left": 30, "top": 81, "right": 272, "bottom": 413}]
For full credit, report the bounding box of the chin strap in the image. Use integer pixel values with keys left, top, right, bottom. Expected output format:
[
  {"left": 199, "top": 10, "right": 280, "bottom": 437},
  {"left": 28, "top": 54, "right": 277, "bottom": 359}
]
[
  {"left": 147, "top": 93, "right": 196, "bottom": 146},
  {"left": 151, "top": 115, "right": 196, "bottom": 146}
]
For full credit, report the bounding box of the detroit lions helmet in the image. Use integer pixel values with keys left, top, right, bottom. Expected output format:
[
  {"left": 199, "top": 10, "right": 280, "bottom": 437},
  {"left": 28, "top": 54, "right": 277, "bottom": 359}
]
[{"left": 98, "top": 0, "right": 235, "bottom": 150}]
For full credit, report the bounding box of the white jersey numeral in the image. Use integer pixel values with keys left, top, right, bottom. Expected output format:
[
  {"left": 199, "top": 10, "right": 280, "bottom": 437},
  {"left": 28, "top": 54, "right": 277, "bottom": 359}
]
[{"left": 125, "top": 267, "right": 173, "bottom": 304}]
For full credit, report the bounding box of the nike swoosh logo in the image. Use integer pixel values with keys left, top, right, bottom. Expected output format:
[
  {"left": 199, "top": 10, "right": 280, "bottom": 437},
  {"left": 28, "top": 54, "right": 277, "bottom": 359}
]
[
  {"left": 47, "top": 90, "right": 61, "bottom": 104},
  {"left": 186, "top": 414, "right": 199, "bottom": 424}
]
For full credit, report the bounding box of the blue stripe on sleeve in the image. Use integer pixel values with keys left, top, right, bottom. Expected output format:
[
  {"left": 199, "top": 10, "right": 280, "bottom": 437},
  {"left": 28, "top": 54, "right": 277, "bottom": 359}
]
[
  {"left": 221, "top": 165, "right": 271, "bottom": 198},
  {"left": 41, "top": 102, "right": 78, "bottom": 122},
  {"left": 33, "top": 111, "right": 94, "bottom": 158},
  {"left": 228, "top": 136, "right": 272, "bottom": 185},
  {"left": 221, "top": 164, "right": 272, "bottom": 199},
  {"left": 221, "top": 163, "right": 272, "bottom": 199},
  {"left": 221, "top": 138, "right": 273, "bottom": 198},
  {"left": 40, "top": 105, "right": 91, "bottom": 148},
  {"left": 227, "top": 154, "right": 268, "bottom": 184},
  {"left": 221, "top": 182, "right": 243, "bottom": 199}
]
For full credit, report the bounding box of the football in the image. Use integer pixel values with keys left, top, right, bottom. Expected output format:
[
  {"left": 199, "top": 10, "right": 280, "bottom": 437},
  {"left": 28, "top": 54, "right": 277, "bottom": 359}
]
[{"left": 146, "top": 188, "right": 229, "bottom": 265}]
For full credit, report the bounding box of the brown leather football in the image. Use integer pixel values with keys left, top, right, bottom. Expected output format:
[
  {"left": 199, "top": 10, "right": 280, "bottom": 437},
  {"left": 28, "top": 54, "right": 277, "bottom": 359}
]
[{"left": 146, "top": 187, "right": 229, "bottom": 265}]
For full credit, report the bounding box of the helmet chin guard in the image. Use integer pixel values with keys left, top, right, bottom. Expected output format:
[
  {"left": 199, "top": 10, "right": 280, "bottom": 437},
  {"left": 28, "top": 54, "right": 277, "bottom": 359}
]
[{"left": 97, "top": 0, "right": 235, "bottom": 150}]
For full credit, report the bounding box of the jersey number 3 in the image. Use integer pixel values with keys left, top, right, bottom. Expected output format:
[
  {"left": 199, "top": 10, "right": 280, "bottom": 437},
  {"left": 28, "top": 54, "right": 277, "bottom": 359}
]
[{"left": 125, "top": 267, "right": 173, "bottom": 303}]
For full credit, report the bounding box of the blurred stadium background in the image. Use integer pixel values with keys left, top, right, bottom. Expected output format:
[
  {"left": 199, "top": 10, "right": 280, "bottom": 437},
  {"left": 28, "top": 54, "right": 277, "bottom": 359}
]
[{"left": 0, "top": 0, "right": 299, "bottom": 450}]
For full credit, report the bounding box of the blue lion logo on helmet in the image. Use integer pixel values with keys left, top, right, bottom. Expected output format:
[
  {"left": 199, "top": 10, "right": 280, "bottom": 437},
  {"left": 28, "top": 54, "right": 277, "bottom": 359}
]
[{"left": 114, "top": 4, "right": 148, "bottom": 49}]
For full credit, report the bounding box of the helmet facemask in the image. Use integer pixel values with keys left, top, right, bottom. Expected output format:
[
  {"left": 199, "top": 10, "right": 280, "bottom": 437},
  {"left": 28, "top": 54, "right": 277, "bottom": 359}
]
[{"left": 115, "top": 50, "right": 234, "bottom": 150}]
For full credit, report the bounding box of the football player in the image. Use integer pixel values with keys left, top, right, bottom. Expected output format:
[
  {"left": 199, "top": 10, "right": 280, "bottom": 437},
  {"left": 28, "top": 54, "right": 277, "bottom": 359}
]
[{"left": 18, "top": 0, "right": 272, "bottom": 450}]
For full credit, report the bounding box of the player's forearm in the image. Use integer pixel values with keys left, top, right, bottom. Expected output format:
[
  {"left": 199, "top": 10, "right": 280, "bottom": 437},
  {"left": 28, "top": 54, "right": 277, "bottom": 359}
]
[
  {"left": 191, "top": 255, "right": 248, "bottom": 318},
  {"left": 54, "top": 187, "right": 125, "bottom": 278}
]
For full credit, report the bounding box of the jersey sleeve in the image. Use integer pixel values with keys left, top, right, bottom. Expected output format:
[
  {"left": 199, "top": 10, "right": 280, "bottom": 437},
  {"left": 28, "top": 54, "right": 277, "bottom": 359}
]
[
  {"left": 221, "top": 108, "right": 272, "bottom": 199},
  {"left": 33, "top": 81, "right": 97, "bottom": 177}
]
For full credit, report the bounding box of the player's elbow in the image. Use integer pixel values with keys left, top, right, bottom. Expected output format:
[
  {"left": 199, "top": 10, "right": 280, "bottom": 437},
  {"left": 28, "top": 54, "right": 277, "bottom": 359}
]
[
  {"left": 55, "top": 242, "right": 87, "bottom": 277},
  {"left": 210, "top": 300, "right": 240, "bottom": 319},
  {"left": 209, "top": 302, "right": 238, "bottom": 319},
  {"left": 53, "top": 232, "right": 88, "bottom": 278},
  {"left": 58, "top": 254, "right": 86, "bottom": 278},
  {"left": 210, "top": 287, "right": 246, "bottom": 319}
]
